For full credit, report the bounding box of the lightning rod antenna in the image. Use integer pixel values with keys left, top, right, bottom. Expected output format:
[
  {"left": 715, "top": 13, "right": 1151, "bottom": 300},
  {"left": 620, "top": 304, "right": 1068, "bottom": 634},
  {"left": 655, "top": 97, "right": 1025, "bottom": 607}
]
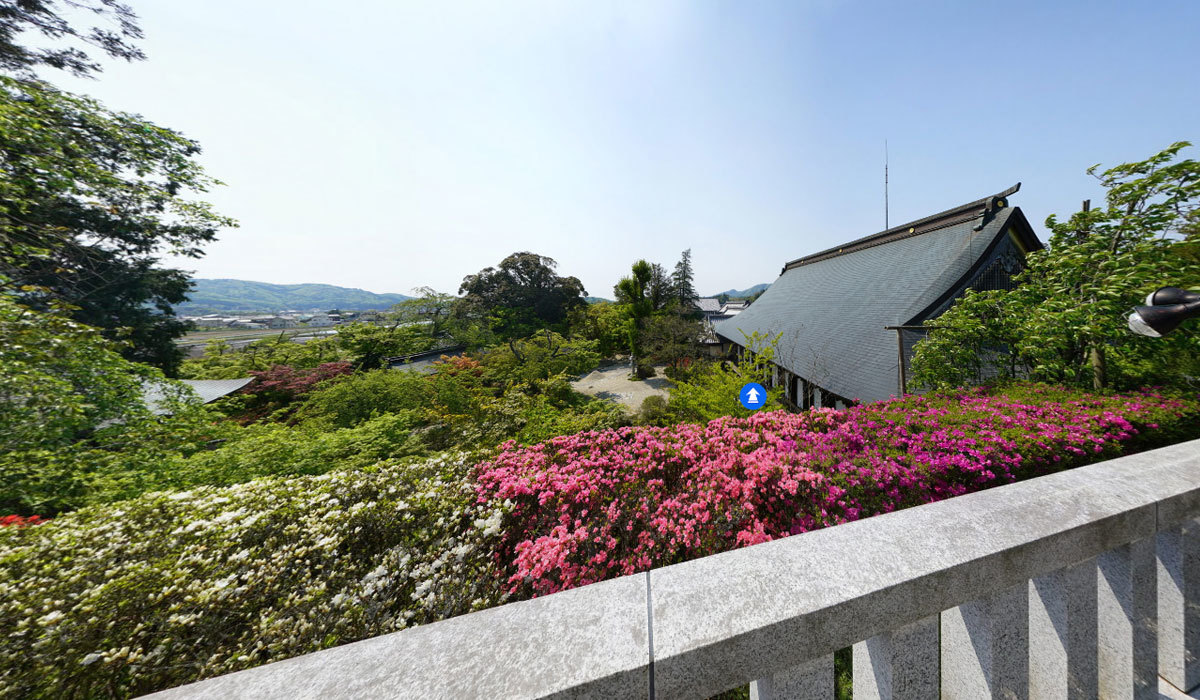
[{"left": 885, "top": 139, "right": 889, "bottom": 230}]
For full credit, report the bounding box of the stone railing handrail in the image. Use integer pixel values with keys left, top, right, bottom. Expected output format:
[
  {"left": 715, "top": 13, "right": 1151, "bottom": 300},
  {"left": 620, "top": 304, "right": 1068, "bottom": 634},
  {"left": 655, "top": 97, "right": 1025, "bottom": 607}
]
[{"left": 147, "top": 438, "right": 1200, "bottom": 699}]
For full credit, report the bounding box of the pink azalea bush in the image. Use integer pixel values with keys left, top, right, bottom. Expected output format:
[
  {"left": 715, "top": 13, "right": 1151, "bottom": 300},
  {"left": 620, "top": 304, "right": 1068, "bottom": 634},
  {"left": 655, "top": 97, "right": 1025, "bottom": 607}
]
[{"left": 476, "top": 384, "right": 1200, "bottom": 597}]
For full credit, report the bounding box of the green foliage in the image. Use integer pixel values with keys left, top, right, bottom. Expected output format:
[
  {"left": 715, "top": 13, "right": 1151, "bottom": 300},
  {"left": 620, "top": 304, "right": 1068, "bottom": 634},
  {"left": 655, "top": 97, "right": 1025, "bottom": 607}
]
[
  {"left": 614, "top": 260, "right": 655, "bottom": 369},
  {"left": 0, "top": 75, "right": 235, "bottom": 373},
  {"left": 671, "top": 248, "right": 699, "bottom": 309},
  {"left": 642, "top": 313, "right": 704, "bottom": 370},
  {"left": 912, "top": 142, "right": 1200, "bottom": 392},
  {"left": 167, "top": 413, "right": 430, "bottom": 488},
  {"left": 611, "top": 252, "right": 706, "bottom": 372},
  {"left": 636, "top": 395, "right": 672, "bottom": 426},
  {"left": 571, "top": 300, "right": 630, "bottom": 357},
  {"left": 295, "top": 369, "right": 479, "bottom": 431},
  {"left": 0, "top": 296, "right": 156, "bottom": 454},
  {"left": 476, "top": 377, "right": 629, "bottom": 446},
  {"left": 390, "top": 287, "right": 462, "bottom": 343},
  {"left": 0, "top": 454, "right": 510, "bottom": 699},
  {"left": 0, "top": 399, "right": 234, "bottom": 515},
  {"left": 0, "top": 294, "right": 250, "bottom": 514},
  {"left": 182, "top": 321, "right": 433, "bottom": 379},
  {"left": 0, "top": 0, "right": 144, "bottom": 78},
  {"left": 179, "top": 335, "right": 346, "bottom": 379},
  {"left": 334, "top": 321, "right": 433, "bottom": 370},
  {"left": 457, "top": 252, "right": 586, "bottom": 341},
  {"left": 478, "top": 331, "right": 601, "bottom": 384},
  {"left": 667, "top": 331, "right": 785, "bottom": 423}
]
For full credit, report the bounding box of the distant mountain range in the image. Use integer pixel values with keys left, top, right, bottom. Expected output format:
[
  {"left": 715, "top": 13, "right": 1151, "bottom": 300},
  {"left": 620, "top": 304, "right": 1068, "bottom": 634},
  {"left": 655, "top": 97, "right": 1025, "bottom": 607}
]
[
  {"left": 176, "top": 279, "right": 412, "bottom": 314},
  {"left": 710, "top": 283, "right": 770, "bottom": 299}
]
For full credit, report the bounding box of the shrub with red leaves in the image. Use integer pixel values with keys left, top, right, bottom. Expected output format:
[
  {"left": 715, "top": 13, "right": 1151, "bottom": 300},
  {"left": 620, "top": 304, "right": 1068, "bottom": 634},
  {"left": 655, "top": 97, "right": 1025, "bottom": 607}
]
[{"left": 236, "top": 362, "right": 353, "bottom": 422}]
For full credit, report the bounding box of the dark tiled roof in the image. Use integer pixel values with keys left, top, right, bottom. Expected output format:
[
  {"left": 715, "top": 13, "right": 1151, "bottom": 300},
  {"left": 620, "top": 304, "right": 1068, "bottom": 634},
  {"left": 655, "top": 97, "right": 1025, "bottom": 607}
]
[
  {"left": 781, "top": 183, "right": 1023, "bottom": 272},
  {"left": 714, "top": 188, "right": 1041, "bottom": 404},
  {"left": 695, "top": 298, "right": 722, "bottom": 312}
]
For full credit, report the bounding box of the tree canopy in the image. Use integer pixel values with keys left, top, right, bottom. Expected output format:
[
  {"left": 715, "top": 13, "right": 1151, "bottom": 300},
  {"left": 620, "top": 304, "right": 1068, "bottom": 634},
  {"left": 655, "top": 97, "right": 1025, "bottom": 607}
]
[
  {"left": 0, "top": 75, "right": 235, "bottom": 372},
  {"left": 0, "top": 0, "right": 144, "bottom": 78},
  {"left": 911, "top": 142, "right": 1200, "bottom": 392},
  {"left": 610, "top": 250, "right": 707, "bottom": 375},
  {"left": 671, "top": 248, "right": 698, "bottom": 309},
  {"left": 0, "top": 293, "right": 155, "bottom": 453},
  {"left": 457, "top": 252, "right": 586, "bottom": 341}
]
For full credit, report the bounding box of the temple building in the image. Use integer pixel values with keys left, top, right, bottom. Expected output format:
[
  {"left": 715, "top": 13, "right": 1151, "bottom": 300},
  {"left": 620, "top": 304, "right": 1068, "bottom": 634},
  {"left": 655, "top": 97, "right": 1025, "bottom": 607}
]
[{"left": 713, "top": 184, "right": 1044, "bottom": 407}]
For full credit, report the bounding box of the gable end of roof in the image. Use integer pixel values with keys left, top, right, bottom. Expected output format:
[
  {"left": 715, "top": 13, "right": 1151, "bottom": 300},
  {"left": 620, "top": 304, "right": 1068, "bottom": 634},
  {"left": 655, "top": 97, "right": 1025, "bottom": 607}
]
[{"left": 782, "top": 183, "right": 1022, "bottom": 273}]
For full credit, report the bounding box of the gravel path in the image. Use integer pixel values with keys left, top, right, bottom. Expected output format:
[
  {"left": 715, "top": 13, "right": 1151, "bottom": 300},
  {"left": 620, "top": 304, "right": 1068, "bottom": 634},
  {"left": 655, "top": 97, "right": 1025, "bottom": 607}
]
[{"left": 571, "top": 362, "right": 674, "bottom": 410}]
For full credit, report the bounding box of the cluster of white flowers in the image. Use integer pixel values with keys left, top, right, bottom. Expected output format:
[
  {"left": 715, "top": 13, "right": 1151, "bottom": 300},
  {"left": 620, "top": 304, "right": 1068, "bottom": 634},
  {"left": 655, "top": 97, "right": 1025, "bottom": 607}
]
[{"left": 0, "top": 451, "right": 511, "bottom": 699}]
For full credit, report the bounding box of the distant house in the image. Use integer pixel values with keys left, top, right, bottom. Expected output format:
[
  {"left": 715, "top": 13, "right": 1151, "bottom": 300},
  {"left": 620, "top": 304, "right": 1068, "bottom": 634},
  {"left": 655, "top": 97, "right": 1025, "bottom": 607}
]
[
  {"left": 306, "top": 313, "right": 334, "bottom": 327},
  {"left": 695, "top": 297, "right": 722, "bottom": 317},
  {"left": 714, "top": 184, "right": 1043, "bottom": 407},
  {"left": 188, "top": 315, "right": 236, "bottom": 329},
  {"left": 229, "top": 320, "right": 266, "bottom": 330},
  {"left": 719, "top": 300, "right": 748, "bottom": 317},
  {"left": 249, "top": 316, "right": 296, "bottom": 329},
  {"left": 695, "top": 297, "right": 748, "bottom": 323}
]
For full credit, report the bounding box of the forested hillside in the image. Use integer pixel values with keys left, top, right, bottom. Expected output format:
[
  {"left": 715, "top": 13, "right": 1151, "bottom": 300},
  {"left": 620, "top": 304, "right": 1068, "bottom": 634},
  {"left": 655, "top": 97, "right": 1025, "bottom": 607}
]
[{"left": 178, "top": 279, "right": 412, "bottom": 313}]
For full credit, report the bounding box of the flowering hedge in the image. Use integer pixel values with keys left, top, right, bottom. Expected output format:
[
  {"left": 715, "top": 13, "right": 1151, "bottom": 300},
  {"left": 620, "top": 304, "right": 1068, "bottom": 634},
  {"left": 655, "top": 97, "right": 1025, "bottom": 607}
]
[
  {"left": 2, "top": 384, "right": 1197, "bottom": 697},
  {"left": 476, "top": 385, "right": 1200, "bottom": 597},
  {"left": 0, "top": 453, "right": 509, "bottom": 699}
]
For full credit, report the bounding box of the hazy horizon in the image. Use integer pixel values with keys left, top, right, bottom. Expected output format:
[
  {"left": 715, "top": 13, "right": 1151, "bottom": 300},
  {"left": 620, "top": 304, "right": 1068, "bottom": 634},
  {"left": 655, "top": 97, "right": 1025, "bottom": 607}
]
[{"left": 45, "top": 1, "right": 1200, "bottom": 297}]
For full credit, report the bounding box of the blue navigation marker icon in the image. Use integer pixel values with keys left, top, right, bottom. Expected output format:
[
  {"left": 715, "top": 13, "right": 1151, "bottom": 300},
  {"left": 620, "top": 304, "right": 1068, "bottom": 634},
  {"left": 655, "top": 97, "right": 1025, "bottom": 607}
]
[{"left": 739, "top": 382, "right": 767, "bottom": 410}]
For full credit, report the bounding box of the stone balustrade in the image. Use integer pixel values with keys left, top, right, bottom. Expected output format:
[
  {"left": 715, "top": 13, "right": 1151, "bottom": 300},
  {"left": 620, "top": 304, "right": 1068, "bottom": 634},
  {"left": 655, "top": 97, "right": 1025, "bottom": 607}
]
[{"left": 146, "top": 438, "right": 1200, "bottom": 699}]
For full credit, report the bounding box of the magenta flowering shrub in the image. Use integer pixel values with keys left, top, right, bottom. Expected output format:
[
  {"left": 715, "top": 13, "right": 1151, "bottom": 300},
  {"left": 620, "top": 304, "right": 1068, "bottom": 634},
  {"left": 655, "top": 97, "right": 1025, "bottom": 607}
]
[{"left": 476, "top": 385, "right": 1199, "bottom": 597}]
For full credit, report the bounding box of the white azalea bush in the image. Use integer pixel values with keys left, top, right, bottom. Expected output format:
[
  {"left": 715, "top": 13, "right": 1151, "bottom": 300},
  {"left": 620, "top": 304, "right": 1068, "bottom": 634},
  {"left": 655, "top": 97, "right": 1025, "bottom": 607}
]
[{"left": 0, "top": 452, "right": 510, "bottom": 699}]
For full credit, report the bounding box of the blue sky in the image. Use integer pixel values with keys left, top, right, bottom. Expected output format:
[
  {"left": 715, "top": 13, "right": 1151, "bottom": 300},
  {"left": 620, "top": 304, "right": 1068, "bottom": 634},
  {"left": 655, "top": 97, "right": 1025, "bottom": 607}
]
[{"left": 49, "top": 0, "right": 1200, "bottom": 298}]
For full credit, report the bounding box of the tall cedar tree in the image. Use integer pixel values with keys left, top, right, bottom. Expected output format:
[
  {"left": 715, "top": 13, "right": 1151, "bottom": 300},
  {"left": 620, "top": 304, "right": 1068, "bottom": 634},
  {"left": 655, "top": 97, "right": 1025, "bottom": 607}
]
[{"left": 671, "top": 248, "right": 699, "bottom": 311}]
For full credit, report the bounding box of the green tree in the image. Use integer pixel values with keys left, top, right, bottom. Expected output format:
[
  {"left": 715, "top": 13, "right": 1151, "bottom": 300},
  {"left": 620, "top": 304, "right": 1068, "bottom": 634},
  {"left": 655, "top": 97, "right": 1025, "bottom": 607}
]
[
  {"left": 179, "top": 335, "right": 344, "bottom": 379},
  {"left": 0, "top": 75, "right": 236, "bottom": 373},
  {"left": 911, "top": 142, "right": 1200, "bottom": 392},
  {"left": 0, "top": 0, "right": 144, "bottom": 78},
  {"left": 0, "top": 294, "right": 154, "bottom": 453},
  {"left": 614, "top": 260, "right": 654, "bottom": 373},
  {"left": 457, "top": 252, "right": 586, "bottom": 341},
  {"left": 573, "top": 300, "right": 629, "bottom": 357},
  {"left": 667, "top": 330, "right": 784, "bottom": 422},
  {"left": 391, "top": 287, "right": 460, "bottom": 342},
  {"left": 334, "top": 320, "right": 432, "bottom": 370},
  {"left": 642, "top": 313, "right": 703, "bottom": 373},
  {"left": 0, "top": 293, "right": 241, "bottom": 514},
  {"left": 671, "top": 248, "right": 699, "bottom": 310},
  {"left": 479, "top": 330, "right": 601, "bottom": 384},
  {"left": 647, "top": 262, "right": 673, "bottom": 312}
]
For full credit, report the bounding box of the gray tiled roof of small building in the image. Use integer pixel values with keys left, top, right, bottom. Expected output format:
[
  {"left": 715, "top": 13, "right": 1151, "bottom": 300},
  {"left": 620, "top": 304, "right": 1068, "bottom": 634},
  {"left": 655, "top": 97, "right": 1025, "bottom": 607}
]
[
  {"left": 714, "top": 202, "right": 1033, "bottom": 404},
  {"left": 143, "top": 377, "right": 254, "bottom": 414},
  {"left": 695, "top": 298, "right": 721, "bottom": 312}
]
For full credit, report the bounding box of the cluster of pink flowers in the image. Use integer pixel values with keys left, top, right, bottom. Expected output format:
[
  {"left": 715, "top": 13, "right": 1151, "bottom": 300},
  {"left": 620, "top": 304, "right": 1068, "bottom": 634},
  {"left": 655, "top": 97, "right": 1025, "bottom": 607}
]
[{"left": 475, "top": 385, "right": 1196, "bottom": 597}]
